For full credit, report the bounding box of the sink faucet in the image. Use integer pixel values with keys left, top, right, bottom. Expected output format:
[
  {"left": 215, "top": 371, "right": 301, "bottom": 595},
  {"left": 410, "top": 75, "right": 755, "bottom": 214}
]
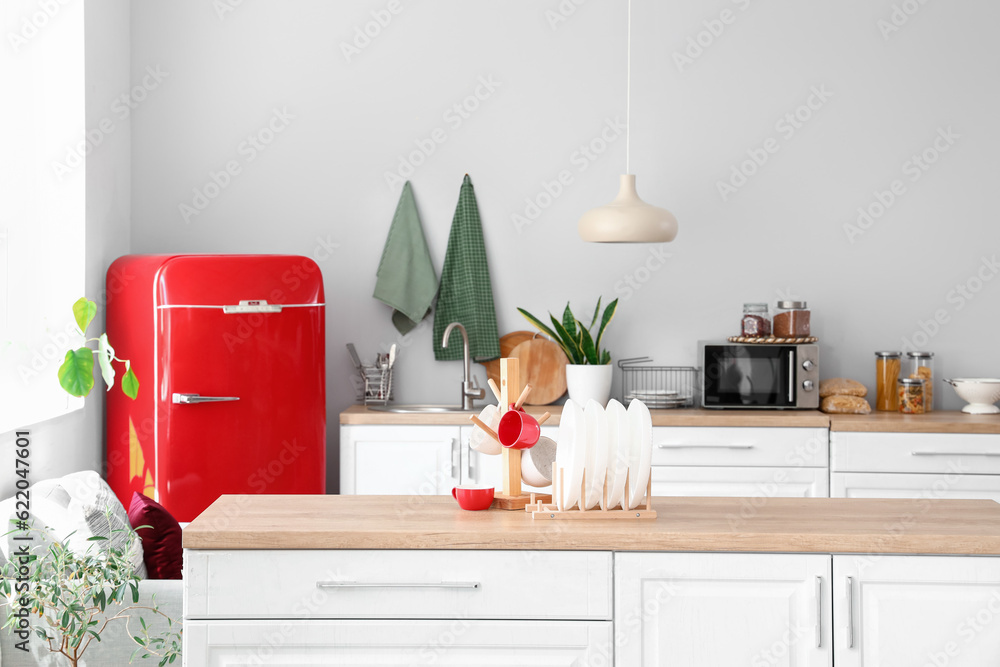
[{"left": 442, "top": 322, "right": 485, "bottom": 411}]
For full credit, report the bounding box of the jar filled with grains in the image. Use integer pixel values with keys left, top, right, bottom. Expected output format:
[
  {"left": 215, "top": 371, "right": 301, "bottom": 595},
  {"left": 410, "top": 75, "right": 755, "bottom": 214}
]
[
  {"left": 875, "top": 351, "right": 901, "bottom": 412},
  {"left": 906, "top": 351, "right": 935, "bottom": 412},
  {"left": 773, "top": 301, "right": 811, "bottom": 337},
  {"left": 741, "top": 303, "right": 771, "bottom": 337},
  {"left": 898, "top": 377, "right": 926, "bottom": 414}
]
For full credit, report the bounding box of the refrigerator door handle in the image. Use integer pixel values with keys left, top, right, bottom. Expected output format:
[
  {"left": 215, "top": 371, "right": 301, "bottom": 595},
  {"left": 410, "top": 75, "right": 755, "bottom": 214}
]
[{"left": 172, "top": 393, "right": 241, "bottom": 404}]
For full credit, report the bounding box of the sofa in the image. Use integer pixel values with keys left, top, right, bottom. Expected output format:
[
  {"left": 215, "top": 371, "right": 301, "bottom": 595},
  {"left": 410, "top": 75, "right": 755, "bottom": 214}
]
[{"left": 0, "top": 471, "right": 183, "bottom": 667}]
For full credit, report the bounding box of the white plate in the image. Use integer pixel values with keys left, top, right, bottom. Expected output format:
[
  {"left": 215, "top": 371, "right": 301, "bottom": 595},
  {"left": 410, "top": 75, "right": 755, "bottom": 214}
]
[
  {"left": 603, "top": 399, "right": 630, "bottom": 510},
  {"left": 555, "top": 399, "right": 585, "bottom": 510},
  {"left": 469, "top": 404, "right": 502, "bottom": 455},
  {"left": 626, "top": 399, "right": 652, "bottom": 510},
  {"left": 583, "top": 399, "right": 608, "bottom": 510}
]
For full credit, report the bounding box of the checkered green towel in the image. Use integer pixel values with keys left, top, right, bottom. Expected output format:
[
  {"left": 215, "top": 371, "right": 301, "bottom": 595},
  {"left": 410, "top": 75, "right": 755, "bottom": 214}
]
[
  {"left": 374, "top": 181, "right": 438, "bottom": 335},
  {"left": 433, "top": 175, "right": 501, "bottom": 362}
]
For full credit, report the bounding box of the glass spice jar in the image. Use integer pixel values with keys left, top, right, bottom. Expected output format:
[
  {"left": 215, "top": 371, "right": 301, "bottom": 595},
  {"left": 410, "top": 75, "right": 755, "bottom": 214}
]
[
  {"left": 875, "top": 351, "right": 902, "bottom": 412},
  {"left": 773, "top": 301, "right": 811, "bottom": 337},
  {"left": 741, "top": 303, "right": 771, "bottom": 337},
  {"left": 898, "top": 377, "right": 926, "bottom": 414},
  {"left": 906, "top": 351, "right": 935, "bottom": 412}
]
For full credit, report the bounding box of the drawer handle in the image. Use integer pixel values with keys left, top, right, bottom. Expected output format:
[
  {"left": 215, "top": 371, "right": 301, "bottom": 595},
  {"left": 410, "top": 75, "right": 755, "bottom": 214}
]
[
  {"left": 911, "top": 451, "right": 1000, "bottom": 457},
  {"left": 657, "top": 443, "right": 755, "bottom": 450},
  {"left": 316, "top": 581, "right": 481, "bottom": 590}
]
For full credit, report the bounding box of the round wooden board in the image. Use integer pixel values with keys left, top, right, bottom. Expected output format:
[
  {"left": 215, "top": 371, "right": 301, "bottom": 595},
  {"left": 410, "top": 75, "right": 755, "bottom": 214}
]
[
  {"left": 507, "top": 338, "right": 568, "bottom": 405},
  {"left": 480, "top": 331, "right": 535, "bottom": 390}
]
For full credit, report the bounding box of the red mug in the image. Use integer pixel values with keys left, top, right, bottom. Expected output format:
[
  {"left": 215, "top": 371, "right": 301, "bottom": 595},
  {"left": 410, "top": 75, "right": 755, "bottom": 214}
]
[
  {"left": 451, "top": 486, "right": 495, "bottom": 511},
  {"left": 498, "top": 405, "right": 541, "bottom": 450}
]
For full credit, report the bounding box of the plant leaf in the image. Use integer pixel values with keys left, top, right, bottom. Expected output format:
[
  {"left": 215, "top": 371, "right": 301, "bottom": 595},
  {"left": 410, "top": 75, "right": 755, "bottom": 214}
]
[
  {"left": 561, "top": 303, "right": 577, "bottom": 341},
  {"left": 595, "top": 298, "right": 618, "bottom": 354},
  {"left": 97, "top": 333, "right": 116, "bottom": 391},
  {"left": 72, "top": 298, "right": 97, "bottom": 333},
  {"left": 121, "top": 367, "right": 140, "bottom": 400},
  {"left": 58, "top": 348, "right": 95, "bottom": 397},
  {"left": 589, "top": 297, "right": 602, "bottom": 330},
  {"left": 517, "top": 308, "right": 560, "bottom": 343},
  {"left": 578, "top": 322, "right": 599, "bottom": 365},
  {"left": 600, "top": 349, "right": 611, "bottom": 365},
  {"left": 550, "top": 315, "right": 584, "bottom": 365}
]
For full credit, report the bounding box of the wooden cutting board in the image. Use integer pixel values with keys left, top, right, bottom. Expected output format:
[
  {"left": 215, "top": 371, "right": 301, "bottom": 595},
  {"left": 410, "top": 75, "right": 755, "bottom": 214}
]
[{"left": 480, "top": 332, "right": 568, "bottom": 405}]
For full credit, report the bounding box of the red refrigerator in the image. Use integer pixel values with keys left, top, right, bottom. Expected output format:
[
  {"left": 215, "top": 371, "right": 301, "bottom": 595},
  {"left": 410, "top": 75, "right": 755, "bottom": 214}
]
[{"left": 106, "top": 254, "right": 326, "bottom": 522}]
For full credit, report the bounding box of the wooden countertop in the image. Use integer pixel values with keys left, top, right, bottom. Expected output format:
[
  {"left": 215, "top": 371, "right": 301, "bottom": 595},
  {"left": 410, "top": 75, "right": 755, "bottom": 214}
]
[
  {"left": 183, "top": 494, "right": 1000, "bottom": 555},
  {"left": 339, "top": 404, "right": 830, "bottom": 427},
  {"left": 341, "top": 404, "right": 1000, "bottom": 433},
  {"left": 830, "top": 411, "right": 1000, "bottom": 433}
]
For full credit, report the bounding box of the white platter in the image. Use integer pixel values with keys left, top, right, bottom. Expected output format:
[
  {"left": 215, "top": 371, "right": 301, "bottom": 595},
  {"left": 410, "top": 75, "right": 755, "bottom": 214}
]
[
  {"left": 626, "top": 399, "right": 652, "bottom": 509},
  {"left": 603, "top": 399, "right": 630, "bottom": 510},
  {"left": 583, "top": 399, "right": 609, "bottom": 510},
  {"left": 555, "top": 399, "right": 585, "bottom": 510}
]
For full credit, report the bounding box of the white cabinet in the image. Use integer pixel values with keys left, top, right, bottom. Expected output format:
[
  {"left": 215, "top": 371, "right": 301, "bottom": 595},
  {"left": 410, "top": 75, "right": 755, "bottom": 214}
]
[
  {"left": 340, "top": 425, "right": 461, "bottom": 494},
  {"left": 834, "top": 555, "right": 1000, "bottom": 666},
  {"left": 185, "top": 619, "right": 613, "bottom": 666},
  {"left": 340, "top": 424, "right": 556, "bottom": 495},
  {"left": 830, "top": 432, "right": 1000, "bottom": 501},
  {"left": 615, "top": 552, "right": 832, "bottom": 666},
  {"left": 650, "top": 426, "right": 830, "bottom": 498}
]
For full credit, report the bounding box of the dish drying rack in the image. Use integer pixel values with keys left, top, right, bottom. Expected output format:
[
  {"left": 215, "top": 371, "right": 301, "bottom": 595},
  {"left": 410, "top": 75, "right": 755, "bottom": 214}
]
[
  {"left": 618, "top": 357, "right": 699, "bottom": 408},
  {"left": 347, "top": 343, "right": 394, "bottom": 406}
]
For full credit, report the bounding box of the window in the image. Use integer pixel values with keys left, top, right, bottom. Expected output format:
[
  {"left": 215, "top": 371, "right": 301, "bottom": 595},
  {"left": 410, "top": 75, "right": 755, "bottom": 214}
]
[{"left": 0, "top": 0, "right": 86, "bottom": 431}]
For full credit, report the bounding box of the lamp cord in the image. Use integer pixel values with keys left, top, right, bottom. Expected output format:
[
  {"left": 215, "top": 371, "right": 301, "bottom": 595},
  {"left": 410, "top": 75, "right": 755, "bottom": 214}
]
[{"left": 626, "top": 0, "right": 631, "bottom": 175}]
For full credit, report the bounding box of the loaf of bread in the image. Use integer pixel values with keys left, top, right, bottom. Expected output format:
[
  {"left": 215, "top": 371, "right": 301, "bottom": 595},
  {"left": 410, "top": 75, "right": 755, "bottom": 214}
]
[
  {"left": 821, "top": 395, "right": 872, "bottom": 414},
  {"left": 819, "top": 378, "right": 868, "bottom": 398}
]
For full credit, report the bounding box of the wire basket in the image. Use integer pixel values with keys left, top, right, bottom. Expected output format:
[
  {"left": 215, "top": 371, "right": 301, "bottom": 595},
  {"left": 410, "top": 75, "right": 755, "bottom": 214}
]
[
  {"left": 618, "top": 357, "right": 699, "bottom": 408},
  {"left": 359, "top": 364, "right": 393, "bottom": 405}
]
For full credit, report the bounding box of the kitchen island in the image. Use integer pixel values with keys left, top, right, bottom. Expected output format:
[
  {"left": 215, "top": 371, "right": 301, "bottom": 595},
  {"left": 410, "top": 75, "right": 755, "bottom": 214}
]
[{"left": 184, "top": 495, "right": 1000, "bottom": 665}]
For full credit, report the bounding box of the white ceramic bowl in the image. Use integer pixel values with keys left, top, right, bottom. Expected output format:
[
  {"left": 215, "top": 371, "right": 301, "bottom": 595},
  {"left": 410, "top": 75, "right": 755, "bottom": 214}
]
[{"left": 945, "top": 379, "right": 1000, "bottom": 414}]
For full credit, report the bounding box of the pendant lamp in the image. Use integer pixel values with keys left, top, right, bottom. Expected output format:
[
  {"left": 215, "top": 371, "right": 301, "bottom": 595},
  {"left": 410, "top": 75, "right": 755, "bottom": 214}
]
[{"left": 578, "top": 0, "right": 678, "bottom": 243}]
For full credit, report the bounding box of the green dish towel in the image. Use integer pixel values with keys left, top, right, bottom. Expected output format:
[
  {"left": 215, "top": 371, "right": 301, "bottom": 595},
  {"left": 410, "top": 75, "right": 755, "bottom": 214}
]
[
  {"left": 433, "top": 175, "right": 501, "bottom": 362},
  {"left": 374, "top": 181, "right": 438, "bottom": 335}
]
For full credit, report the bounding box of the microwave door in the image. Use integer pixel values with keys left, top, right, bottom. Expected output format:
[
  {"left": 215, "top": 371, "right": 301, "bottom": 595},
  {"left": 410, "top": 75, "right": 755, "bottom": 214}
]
[{"left": 705, "top": 346, "right": 795, "bottom": 407}]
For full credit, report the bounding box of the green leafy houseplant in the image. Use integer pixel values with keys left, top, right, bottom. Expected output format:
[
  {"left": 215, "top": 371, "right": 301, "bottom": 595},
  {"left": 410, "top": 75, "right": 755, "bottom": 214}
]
[
  {"left": 58, "top": 297, "right": 139, "bottom": 399},
  {"left": 1, "top": 511, "right": 181, "bottom": 666},
  {"left": 517, "top": 297, "right": 618, "bottom": 365}
]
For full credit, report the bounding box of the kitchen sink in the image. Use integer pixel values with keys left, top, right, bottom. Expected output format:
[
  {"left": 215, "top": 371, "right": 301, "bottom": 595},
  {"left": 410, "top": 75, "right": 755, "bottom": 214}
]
[{"left": 367, "top": 404, "right": 476, "bottom": 414}]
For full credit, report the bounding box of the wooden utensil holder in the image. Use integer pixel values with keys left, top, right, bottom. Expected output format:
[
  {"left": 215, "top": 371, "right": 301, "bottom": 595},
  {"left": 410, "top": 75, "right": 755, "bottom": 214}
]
[{"left": 493, "top": 358, "right": 551, "bottom": 510}]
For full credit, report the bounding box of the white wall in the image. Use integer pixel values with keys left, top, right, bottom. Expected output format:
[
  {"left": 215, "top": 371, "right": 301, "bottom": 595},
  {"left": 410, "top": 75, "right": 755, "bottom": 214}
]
[
  {"left": 0, "top": 0, "right": 131, "bottom": 500},
  {"left": 128, "top": 0, "right": 1000, "bottom": 491}
]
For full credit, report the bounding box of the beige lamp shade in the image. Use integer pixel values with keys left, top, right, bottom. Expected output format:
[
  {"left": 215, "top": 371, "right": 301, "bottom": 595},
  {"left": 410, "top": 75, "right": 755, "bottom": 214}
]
[{"left": 578, "top": 174, "right": 678, "bottom": 243}]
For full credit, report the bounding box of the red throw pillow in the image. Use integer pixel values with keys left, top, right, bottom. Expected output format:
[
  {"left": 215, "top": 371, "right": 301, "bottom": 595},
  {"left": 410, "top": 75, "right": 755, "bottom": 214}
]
[{"left": 127, "top": 492, "right": 182, "bottom": 579}]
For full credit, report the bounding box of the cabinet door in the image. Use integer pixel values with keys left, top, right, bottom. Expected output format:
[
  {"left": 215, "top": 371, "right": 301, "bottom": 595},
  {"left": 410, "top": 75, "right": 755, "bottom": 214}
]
[
  {"left": 340, "top": 425, "right": 460, "bottom": 495},
  {"left": 460, "top": 425, "right": 557, "bottom": 493},
  {"left": 831, "top": 472, "right": 1000, "bottom": 501},
  {"left": 834, "top": 555, "right": 1000, "bottom": 666},
  {"left": 184, "top": 619, "right": 613, "bottom": 666},
  {"left": 616, "top": 552, "right": 832, "bottom": 666},
  {"left": 651, "top": 465, "right": 829, "bottom": 498}
]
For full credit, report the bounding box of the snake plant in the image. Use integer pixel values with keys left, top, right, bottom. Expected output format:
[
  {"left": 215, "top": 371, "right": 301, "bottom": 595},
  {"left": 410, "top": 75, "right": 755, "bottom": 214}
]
[{"left": 517, "top": 298, "right": 618, "bottom": 365}]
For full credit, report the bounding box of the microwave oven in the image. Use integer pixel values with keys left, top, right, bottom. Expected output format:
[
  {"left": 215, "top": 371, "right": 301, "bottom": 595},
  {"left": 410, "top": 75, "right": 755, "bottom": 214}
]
[{"left": 699, "top": 341, "right": 819, "bottom": 409}]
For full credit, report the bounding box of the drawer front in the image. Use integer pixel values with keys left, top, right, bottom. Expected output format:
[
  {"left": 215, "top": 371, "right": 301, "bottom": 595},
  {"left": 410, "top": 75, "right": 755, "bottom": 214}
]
[
  {"left": 831, "top": 431, "right": 1000, "bottom": 474},
  {"left": 651, "top": 427, "right": 828, "bottom": 467},
  {"left": 832, "top": 472, "right": 1000, "bottom": 501},
  {"left": 651, "top": 465, "right": 829, "bottom": 498},
  {"left": 185, "top": 550, "right": 611, "bottom": 621},
  {"left": 184, "top": 619, "right": 614, "bottom": 667}
]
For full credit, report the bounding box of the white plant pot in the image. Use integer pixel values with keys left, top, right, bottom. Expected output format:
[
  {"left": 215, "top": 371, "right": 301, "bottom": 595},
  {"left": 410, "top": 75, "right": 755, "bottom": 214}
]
[{"left": 565, "top": 364, "right": 613, "bottom": 406}]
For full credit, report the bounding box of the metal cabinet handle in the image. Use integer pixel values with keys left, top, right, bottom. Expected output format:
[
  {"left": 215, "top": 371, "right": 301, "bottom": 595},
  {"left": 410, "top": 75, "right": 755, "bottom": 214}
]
[
  {"left": 846, "top": 576, "right": 855, "bottom": 649},
  {"left": 448, "top": 438, "right": 458, "bottom": 478},
  {"left": 316, "top": 581, "right": 480, "bottom": 590},
  {"left": 466, "top": 441, "right": 475, "bottom": 481},
  {"left": 815, "top": 576, "right": 823, "bottom": 648},
  {"left": 172, "top": 393, "right": 240, "bottom": 404},
  {"left": 657, "top": 443, "right": 755, "bottom": 450},
  {"left": 911, "top": 451, "right": 1000, "bottom": 457}
]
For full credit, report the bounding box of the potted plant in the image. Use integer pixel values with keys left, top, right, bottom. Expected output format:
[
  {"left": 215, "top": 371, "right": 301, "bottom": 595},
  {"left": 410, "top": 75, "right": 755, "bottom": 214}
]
[
  {"left": 517, "top": 298, "right": 618, "bottom": 405},
  {"left": 0, "top": 298, "right": 178, "bottom": 665}
]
